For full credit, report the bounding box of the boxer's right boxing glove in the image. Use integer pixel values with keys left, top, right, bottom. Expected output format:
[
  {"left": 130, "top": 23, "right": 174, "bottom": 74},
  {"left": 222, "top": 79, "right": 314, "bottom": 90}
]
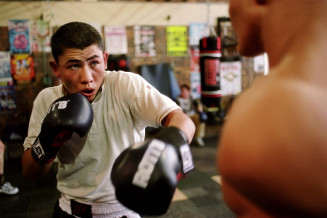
[
  {"left": 111, "top": 127, "right": 194, "bottom": 215},
  {"left": 31, "top": 93, "right": 93, "bottom": 164}
]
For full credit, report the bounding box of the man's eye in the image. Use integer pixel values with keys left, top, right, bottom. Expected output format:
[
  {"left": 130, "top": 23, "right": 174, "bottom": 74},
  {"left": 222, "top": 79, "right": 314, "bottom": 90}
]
[
  {"left": 69, "top": 64, "right": 79, "bottom": 69},
  {"left": 91, "top": 61, "right": 98, "bottom": 67}
]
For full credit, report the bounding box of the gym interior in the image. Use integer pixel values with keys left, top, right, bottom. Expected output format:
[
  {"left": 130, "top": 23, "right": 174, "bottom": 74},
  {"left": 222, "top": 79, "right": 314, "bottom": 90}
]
[{"left": 0, "top": 1, "right": 267, "bottom": 217}]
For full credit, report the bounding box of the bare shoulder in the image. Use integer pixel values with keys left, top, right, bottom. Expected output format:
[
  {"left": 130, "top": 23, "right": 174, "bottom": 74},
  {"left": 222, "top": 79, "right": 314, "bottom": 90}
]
[
  {"left": 222, "top": 76, "right": 327, "bottom": 150},
  {"left": 218, "top": 76, "right": 327, "bottom": 215}
]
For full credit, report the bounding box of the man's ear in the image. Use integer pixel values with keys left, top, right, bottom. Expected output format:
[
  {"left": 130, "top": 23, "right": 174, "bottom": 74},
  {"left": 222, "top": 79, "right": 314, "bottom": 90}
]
[
  {"left": 49, "top": 60, "right": 60, "bottom": 77},
  {"left": 256, "top": 0, "right": 267, "bottom": 5},
  {"left": 103, "top": 52, "right": 109, "bottom": 70}
]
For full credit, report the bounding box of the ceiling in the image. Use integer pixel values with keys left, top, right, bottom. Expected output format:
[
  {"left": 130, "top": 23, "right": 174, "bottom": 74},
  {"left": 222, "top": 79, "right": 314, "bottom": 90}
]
[{"left": 1, "top": 0, "right": 228, "bottom": 2}]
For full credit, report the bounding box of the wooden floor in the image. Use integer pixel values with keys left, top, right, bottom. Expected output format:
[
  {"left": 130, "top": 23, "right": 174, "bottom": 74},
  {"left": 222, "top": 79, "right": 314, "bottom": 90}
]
[{"left": 0, "top": 123, "right": 235, "bottom": 218}]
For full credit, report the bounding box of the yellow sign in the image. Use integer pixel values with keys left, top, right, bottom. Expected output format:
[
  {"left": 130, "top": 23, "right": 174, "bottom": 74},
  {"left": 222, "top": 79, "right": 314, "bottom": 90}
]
[{"left": 166, "top": 26, "right": 188, "bottom": 57}]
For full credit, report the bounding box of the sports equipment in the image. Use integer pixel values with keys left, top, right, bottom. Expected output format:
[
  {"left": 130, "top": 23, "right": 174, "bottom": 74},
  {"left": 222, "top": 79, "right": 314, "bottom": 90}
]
[
  {"left": 31, "top": 93, "right": 93, "bottom": 163},
  {"left": 111, "top": 126, "right": 194, "bottom": 215}
]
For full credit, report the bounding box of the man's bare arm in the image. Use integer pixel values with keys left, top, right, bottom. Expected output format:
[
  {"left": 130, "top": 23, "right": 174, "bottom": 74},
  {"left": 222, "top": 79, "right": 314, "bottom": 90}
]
[
  {"left": 162, "top": 109, "right": 195, "bottom": 143},
  {"left": 22, "top": 149, "right": 53, "bottom": 180}
]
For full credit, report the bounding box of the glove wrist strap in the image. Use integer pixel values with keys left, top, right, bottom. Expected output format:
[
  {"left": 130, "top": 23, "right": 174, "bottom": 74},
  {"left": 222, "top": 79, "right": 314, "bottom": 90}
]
[
  {"left": 166, "top": 126, "right": 189, "bottom": 144},
  {"left": 31, "top": 137, "right": 55, "bottom": 164},
  {"left": 165, "top": 127, "right": 194, "bottom": 174}
]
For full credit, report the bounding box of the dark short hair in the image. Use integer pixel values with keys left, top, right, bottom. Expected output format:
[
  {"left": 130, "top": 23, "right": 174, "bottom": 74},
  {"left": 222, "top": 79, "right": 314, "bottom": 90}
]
[
  {"left": 50, "top": 22, "right": 104, "bottom": 64},
  {"left": 180, "top": 84, "right": 190, "bottom": 91}
]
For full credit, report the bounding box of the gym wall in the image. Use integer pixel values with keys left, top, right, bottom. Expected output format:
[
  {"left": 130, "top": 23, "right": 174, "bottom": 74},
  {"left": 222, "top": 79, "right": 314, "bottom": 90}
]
[{"left": 0, "top": 1, "right": 263, "bottom": 141}]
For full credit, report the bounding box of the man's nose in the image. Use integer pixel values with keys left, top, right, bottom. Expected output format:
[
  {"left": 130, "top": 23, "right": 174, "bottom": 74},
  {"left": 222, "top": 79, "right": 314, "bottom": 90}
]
[{"left": 81, "top": 67, "right": 94, "bottom": 84}]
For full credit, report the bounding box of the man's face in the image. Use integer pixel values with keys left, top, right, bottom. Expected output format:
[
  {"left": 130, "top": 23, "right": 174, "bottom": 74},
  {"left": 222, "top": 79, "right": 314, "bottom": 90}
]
[
  {"left": 50, "top": 45, "right": 108, "bottom": 102},
  {"left": 181, "top": 87, "right": 190, "bottom": 99}
]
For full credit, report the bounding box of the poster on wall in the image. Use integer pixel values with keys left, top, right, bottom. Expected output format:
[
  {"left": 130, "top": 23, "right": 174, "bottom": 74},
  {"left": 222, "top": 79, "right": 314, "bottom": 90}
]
[
  {"left": 220, "top": 61, "right": 242, "bottom": 96},
  {"left": 0, "top": 78, "right": 16, "bottom": 113},
  {"left": 104, "top": 25, "right": 128, "bottom": 55},
  {"left": 166, "top": 26, "right": 188, "bottom": 57},
  {"left": 10, "top": 53, "right": 35, "bottom": 84},
  {"left": 134, "top": 26, "right": 156, "bottom": 57},
  {"left": 29, "top": 20, "right": 51, "bottom": 53},
  {"left": 190, "top": 47, "right": 201, "bottom": 99},
  {"left": 0, "top": 51, "right": 12, "bottom": 79},
  {"left": 8, "top": 19, "right": 30, "bottom": 54},
  {"left": 189, "top": 23, "right": 209, "bottom": 46},
  {"left": 190, "top": 46, "right": 200, "bottom": 73},
  {"left": 190, "top": 71, "right": 201, "bottom": 99}
]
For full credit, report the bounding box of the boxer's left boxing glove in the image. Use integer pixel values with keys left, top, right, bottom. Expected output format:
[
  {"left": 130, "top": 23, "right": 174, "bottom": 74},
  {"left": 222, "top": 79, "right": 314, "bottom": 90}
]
[
  {"left": 111, "top": 127, "right": 194, "bottom": 215},
  {"left": 31, "top": 93, "right": 93, "bottom": 164}
]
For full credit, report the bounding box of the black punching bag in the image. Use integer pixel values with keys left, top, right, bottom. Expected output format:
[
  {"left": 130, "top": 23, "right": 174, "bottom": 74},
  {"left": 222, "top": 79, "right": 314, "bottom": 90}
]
[{"left": 199, "top": 36, "right": 222, "bottom": 110}]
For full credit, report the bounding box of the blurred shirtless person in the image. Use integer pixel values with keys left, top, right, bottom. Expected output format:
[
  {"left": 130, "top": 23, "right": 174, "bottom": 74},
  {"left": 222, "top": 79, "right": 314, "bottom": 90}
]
[{"left": 217, "top": 0, "right": 327, "bottom": 217}]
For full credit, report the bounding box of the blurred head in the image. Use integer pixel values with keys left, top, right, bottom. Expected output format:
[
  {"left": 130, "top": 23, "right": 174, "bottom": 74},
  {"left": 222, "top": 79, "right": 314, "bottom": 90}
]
[
  {"left": 229, "top": 0, "right": 266, "bottom": 57},
  {"left": 180, "top": 84, "right": 191, "bottom": 99}
]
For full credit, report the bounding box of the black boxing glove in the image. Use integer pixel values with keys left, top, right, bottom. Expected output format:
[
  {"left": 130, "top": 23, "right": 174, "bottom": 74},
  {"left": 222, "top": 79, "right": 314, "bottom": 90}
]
[
  {"left": 111, "top": 126, "right": 194, "bottom": 215},
  {"left": 31, "top": 93, "right": 93, "bottom": 164}
]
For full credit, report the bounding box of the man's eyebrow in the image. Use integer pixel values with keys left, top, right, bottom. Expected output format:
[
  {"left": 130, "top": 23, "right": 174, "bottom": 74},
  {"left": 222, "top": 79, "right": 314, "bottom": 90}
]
[
  {"left": 66, "top": 59, "right": 81, "bottom": 64},
  {"left": 86, "top": 55, "right": 100, "bottom": 61},
  {"left": 65, "top": 55, "right": 100, "bottom": 64}
]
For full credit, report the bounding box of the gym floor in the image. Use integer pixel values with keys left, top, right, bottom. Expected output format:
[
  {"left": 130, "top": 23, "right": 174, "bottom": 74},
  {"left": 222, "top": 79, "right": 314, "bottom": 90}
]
[{"left": 0, "top": 122, "right": 235, "bottom": 218}]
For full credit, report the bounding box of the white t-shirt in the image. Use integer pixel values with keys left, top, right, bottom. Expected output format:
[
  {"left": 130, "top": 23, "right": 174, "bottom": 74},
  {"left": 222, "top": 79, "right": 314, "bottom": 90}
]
[{"left": 23, "top": 71, "right": 180, "bottom": 204}]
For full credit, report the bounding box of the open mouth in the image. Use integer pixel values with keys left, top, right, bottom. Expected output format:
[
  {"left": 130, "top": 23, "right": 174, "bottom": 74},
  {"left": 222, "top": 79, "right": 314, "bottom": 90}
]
[{"left": 80, "top": 89, "right": 95, "bottom": 98}]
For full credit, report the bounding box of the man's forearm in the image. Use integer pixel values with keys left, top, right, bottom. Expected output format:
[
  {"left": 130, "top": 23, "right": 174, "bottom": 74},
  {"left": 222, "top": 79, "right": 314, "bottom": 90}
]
[
  {"left": 162, "top": 109, "right": 195, "bottom": 143},
  {"left": 22, "top": 149, "right": 53, "bottom": 180}
]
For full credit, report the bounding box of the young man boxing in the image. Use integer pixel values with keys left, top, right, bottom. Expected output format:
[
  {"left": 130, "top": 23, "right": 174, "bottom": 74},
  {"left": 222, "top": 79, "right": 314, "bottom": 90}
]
[{"left": 22, "top": 22, "right": 195, "bottom": 217}]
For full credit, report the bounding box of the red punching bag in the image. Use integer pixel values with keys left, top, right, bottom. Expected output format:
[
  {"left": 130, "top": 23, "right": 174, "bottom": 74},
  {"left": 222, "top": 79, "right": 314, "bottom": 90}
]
[{"left": 199, "top": 36, "right": 222, "bottom": 110}]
